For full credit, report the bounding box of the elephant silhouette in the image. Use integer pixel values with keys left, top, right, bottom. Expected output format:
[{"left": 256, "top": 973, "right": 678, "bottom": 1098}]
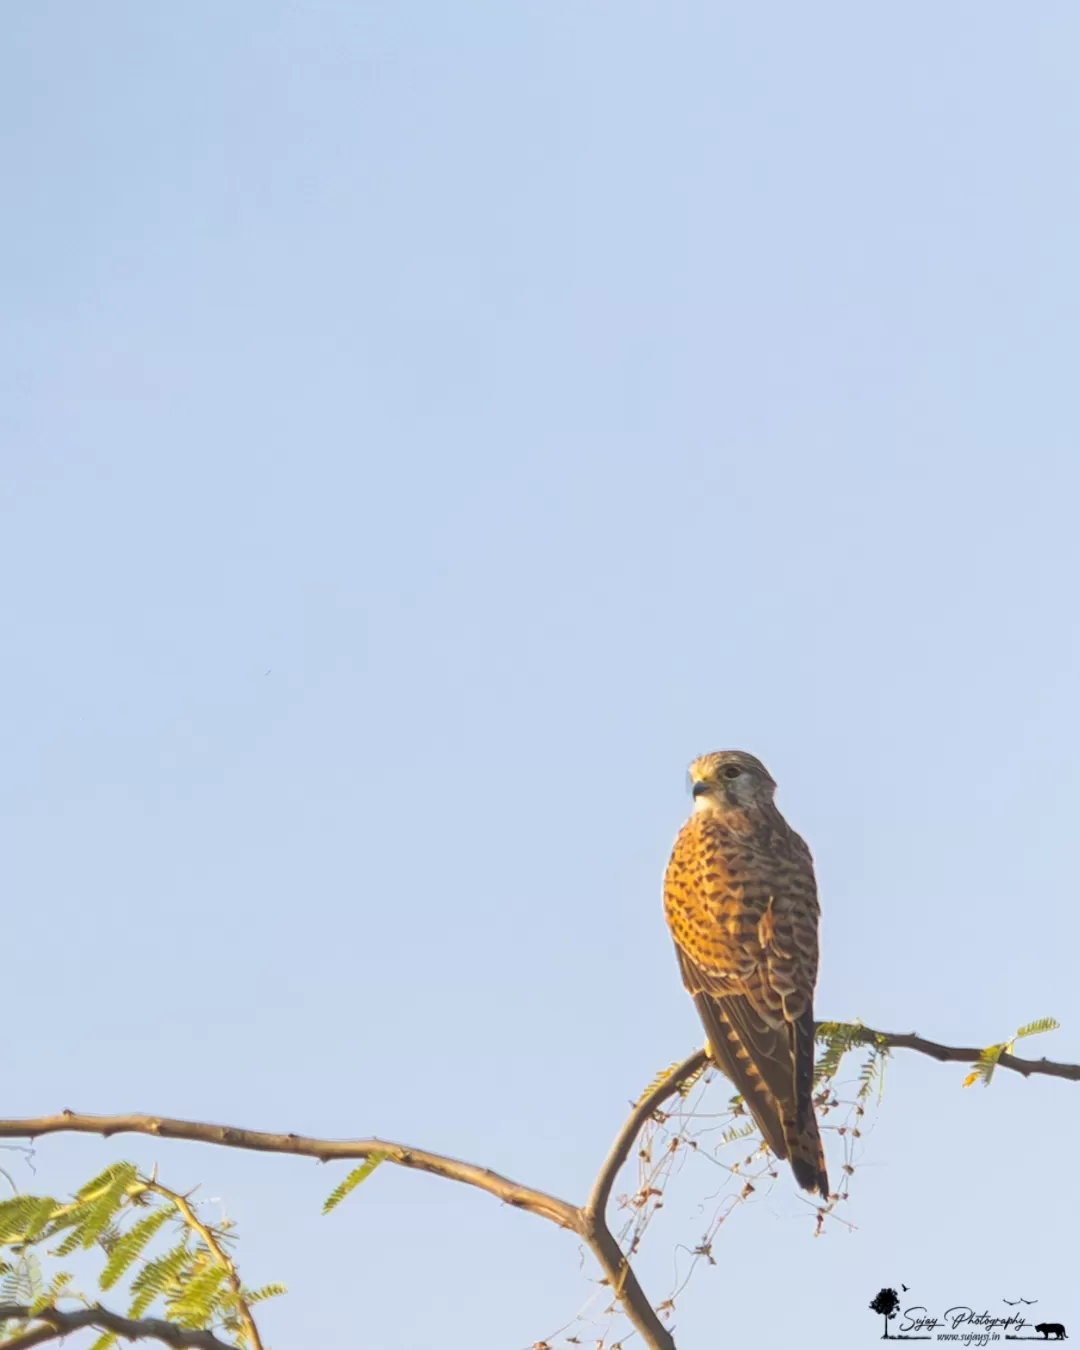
[{"left": 1034, "top": 1324, "right": 1067, "bottom": 1340}]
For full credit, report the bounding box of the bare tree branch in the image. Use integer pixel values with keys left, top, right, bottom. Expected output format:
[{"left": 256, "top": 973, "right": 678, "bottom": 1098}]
[
  {"left": 0, "top": 1022, "right": 1072, "bottom": 1350},
  {"left": 858, "top": 1025, "right": 1080, "bottom": 1081},
  {"left": 578, "top": 1050, "right": 709, "bottom": 1350},
  {"left": 0, "top": 1114, "right": 579, "bottom": 1230},
  {"left": 587, "top": 1050, "right": 709, "bottom": 1225},
  {"left": 581, "top": 1221, "right": 676, "bottom": 1350},
  {"left": 0, "top": 1303, "right": 234, "bottom": 1349}
]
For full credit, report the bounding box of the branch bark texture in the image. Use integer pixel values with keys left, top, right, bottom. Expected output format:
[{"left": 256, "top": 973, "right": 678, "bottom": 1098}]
[
  {"left": 861, "top": 1027, "right": 1080, "bottom": 1081},
  {"left": 0, "top": 1303, "right": 234, "bottom": 1349}
]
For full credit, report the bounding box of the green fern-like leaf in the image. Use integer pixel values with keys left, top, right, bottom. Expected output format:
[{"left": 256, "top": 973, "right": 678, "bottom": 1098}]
[
  {"left": 964, "top": 1018, "right": 1062, "bottom": 1088},
  {"left": 0, "top": 1194, "right": 59, "bottom": 1245},
  {"left": 45, "top": 1269, "right": 75, "bottom": 1301},
  {"left": 975, "top": 1042, "right": 1007, "bottom": 1087},
  {"left": 856, "top": 1049, "right": 879, "bottom": 1099},
  {"left": 76, "top": 1185, "right": 138, "bottom": 1252},
  {"left": 99, "top": 1202, "right": 175, "bottom": 1291},
  {"left": 634, "top": 1057, "right": 709, "bottom": 1106},
  {"left": 127, "top": 1238, "right": 192, "bottom": 1319},
  {"left": 166, "top": 1260, "right": 227, "bottom": 1328},
  {"left": 29, "top": 1267, "right": 74, "bottom": 1315},
  {"left": 1016, "top": 1016, "right": 1060, "bottom": 1039},
  {"left": 1, "top": 1257, "right": 25, "bottom": 1301},
  {"left": 675, "top": 1063, "right": 708, "bottom": 1098},
  {"left": 322, "top": 1153, "right": 387, "bottom": 1215},
  {"left": 48, "top": 1206, "right": 109, "bottom": 1254},
  {"left": 635, "top": 1060, "right": 679, "bottom": 1103},
  {"left": 815, "top": 1020, "right": 875, "bottom": 1049},
  {"left": 1, "top": 1251, "right": 43, "bottom": 1304},
  {"left": 0, "top": 1161, "right": 278, "bottom": 1346},
  {"left": 719, "top": 1121, "right": 758, "bottom": 1147},
  {"left": 859, "top": 1047, "right": 889, "bottom": 1103},
  {"left": 75, "top": 1163, "right": 138, "bottom": 1203},
  {"left": 51, "top": 1222, "right": 90, "bottom": 1259},
  {"left": 814, "top": 1021, "right": 887, "bottom": 1087},
  {"left": 220, "top": 1311, "right": 243, "bottom": 1339},
  {"left": 240, "top": 1282, "right": 288, "bottom": 1305},
  {"left": 44, "top": 1166, "right": 139, "bottom": 1256},
  {"left": 814, "top": 1038, "right": 847, "bottom": 1085}
]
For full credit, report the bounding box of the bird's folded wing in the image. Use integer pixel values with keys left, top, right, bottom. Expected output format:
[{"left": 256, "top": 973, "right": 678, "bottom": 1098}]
[{"left": 675, "top": 946, "right": 792, "bottom": 1160}]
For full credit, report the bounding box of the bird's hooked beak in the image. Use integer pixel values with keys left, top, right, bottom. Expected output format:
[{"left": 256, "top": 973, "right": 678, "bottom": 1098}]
[{"left": 691, "top": 780, "right": 711, "bottom": 798}]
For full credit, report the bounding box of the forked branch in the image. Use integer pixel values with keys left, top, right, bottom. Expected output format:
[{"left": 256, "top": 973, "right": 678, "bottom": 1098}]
[{"left": 0, "top": 1023, "right": 1073, "bottom": 1350}]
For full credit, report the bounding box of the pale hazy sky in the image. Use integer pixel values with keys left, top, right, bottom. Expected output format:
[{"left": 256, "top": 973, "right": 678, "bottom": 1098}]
[{"left": 3, "top": 4, "right": 1079, "bottom": 1348}]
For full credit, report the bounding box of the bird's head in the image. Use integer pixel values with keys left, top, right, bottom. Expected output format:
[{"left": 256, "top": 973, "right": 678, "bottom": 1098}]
[{"left": 687, "top": 750, "right": 777, "bottom": 813}]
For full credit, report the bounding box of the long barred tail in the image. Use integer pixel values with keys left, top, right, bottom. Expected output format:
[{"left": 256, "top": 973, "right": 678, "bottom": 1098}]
[
  {"left": 693, "top": 991, "right": 830, "bottom": 1199},
  {"left": 783, "top": 1117, "right": 830, "bottom": 1198},
  {"left": 786, "top": 1006, "right": 830, "bottom": 1197}
]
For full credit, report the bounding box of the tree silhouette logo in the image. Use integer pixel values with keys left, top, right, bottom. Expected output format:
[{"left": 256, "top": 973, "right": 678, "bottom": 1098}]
[
  {"left": 865, "top": 1286, "right": 1068, "bottom": 1340},
  {"left": 870, "top": 1288, "right": 901, "bottom": 1338}
]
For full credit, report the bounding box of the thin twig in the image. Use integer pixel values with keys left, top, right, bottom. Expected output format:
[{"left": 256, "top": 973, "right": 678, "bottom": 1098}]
[
  {"left": 0, "top": 1303, "right": 233, "bottom": 1349},
  {"left": 147, "top": 1183, "right": 263, "bottom": 1350}
]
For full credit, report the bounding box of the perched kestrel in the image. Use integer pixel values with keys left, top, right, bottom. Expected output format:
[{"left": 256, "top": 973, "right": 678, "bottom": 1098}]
[{"left": 663, "top": 750, "right": 829, "bottom": 1197}]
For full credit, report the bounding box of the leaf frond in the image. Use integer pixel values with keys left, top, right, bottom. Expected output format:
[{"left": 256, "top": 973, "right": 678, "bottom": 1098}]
[
  {"left": 240, "top": 1281, "right": 288, "bottom": 1305},
  {"left": 99, "top": 1202, "right": 175, "bottom": 1291},
  {"left": 1016, "top": 1016, "right": 1060, "bottom": 1039},
  {"left": 322, "top": 1154, "right": 387, "bottom": 1215}
]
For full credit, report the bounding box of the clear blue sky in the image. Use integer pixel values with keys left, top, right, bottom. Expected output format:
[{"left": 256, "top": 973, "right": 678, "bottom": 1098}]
[{"left": 3, "top": 4, "right": 1079, "bottom": 1347}]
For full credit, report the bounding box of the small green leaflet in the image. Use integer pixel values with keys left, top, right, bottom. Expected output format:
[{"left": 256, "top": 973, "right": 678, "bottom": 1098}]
[
  {"left": 240, "top": 1282, "right": 288, "bottom": 1305},
  {"left": 99, "top": 1203, "right": 175, "bottom": 1290},
  {"left": 963, "top": 1015, "right": 1060, "bottom": 1088},
  {"left": 1016, "top": 1016, "right": 1060, "bottom": 1039},
  {"left": 322, "top": 1153, "right": 388, "bottom": 1215}
]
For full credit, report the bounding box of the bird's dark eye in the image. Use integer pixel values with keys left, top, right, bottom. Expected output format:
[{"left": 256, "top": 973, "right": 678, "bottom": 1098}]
[{"left": 722, "top": 765, "right": 742, "bottom": 779}]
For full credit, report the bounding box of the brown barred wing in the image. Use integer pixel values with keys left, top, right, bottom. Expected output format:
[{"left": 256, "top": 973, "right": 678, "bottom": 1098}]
[
  {"left": 712, "top": 983, "right": 828, "bottom": 1196},
  {"left": 673, "top": 946, "right": 789, "bottom": 1161}
]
